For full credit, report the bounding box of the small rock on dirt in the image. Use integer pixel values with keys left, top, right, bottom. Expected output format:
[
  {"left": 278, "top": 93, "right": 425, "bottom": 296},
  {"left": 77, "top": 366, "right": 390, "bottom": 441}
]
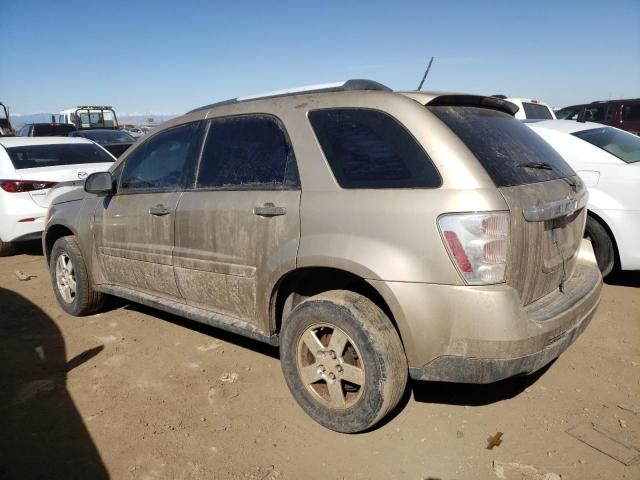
[
  {"left": 15, "top": 270, "right": 36, "bottom": 281},
  {"left": 219, "top": 372, "right": 238, "bottom": 383}
]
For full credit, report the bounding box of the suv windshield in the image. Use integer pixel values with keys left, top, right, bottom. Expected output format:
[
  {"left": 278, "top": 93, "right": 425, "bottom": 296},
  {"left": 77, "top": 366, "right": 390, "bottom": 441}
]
[
  {"left": 573, "top": 127, "right": 640, "bottom": 164},
  {"left": 5, "top": 143, "right": 115, "bottom": 169},
  {"left": 428, "top": 106, "right": 574, "bottom": 187}
]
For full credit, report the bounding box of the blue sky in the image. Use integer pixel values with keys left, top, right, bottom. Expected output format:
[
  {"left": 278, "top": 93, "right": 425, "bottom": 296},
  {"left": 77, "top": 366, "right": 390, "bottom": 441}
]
[{"left": 1, "top": 0, "right": 638, "bottom": 115}]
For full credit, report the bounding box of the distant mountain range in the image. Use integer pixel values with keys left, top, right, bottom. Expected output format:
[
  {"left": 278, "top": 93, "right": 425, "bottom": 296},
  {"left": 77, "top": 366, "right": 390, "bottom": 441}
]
[{"left": 9, "top": 112, "right": 178, "bottom": 128}]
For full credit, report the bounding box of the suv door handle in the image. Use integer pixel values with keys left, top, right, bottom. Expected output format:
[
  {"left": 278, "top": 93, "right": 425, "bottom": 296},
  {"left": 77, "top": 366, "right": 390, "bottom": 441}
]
[
  {"left": 149, "top": 205, "right": 170, "bottom": 216},
  {"left": 253, "top": 204, "right": 286, "bottom": 217}
]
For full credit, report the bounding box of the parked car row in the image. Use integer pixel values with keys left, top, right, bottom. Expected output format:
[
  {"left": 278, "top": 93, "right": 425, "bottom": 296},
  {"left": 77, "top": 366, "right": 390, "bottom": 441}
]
[
  {"left": 13, "top": 124, "right": 135, "bottom": 158},
  {"left": 38, "top": 80, "right": 604, "bottom": 433},
  {"left": 555, "top": 98, "right": 640, "bottom": 136}
]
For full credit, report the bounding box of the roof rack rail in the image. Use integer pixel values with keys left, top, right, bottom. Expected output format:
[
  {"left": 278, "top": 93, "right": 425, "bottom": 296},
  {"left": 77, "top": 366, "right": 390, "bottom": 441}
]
[{"left": 187, "top": 79, "right": 392, "bottom": 113}]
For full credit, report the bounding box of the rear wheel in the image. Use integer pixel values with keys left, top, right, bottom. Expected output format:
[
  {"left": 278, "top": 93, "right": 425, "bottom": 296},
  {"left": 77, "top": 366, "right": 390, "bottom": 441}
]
[
  {"left": 280, "top": 290, "right": 407, "bottom": 433},
  {"left": 0, "top": 238, "right": 15, "bottom": 257},
  {"left": 584, "top": 216, "right": 615, "bottom": 276},
  {"left": 50, "top": 236, "right": 105, "bottom": 316}
]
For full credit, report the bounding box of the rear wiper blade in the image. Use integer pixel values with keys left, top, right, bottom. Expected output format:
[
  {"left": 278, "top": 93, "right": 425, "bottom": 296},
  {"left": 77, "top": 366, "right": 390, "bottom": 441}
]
[{"left": 519, "top": 162, "right": 553, "bottom": 170}]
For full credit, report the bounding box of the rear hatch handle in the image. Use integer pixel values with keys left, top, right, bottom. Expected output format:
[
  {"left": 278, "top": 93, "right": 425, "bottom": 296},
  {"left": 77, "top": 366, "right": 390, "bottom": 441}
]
[
  {"left": 149, "top": 205, "right": 170, "bottom": 216},
  {"left": 254, "top": 203, "right": 286, "bottom": 217},
  {"left": 522, "top": 189, "right": 588, "bottom": 222}
]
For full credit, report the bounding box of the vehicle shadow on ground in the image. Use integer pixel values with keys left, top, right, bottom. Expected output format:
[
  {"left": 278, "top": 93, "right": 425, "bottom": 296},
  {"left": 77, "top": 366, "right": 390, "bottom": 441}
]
[
  {"left": 411, "top": 364, "right": 551, "bottom": 406},
  {"left": 123, "top": 303, "right": 280, "bottom": 359},
  {"left": 12, "top": 239, "right": 44, "bottom": 257},
  {"left": 371, "top": 365, "right": 552, "bottom": 431},
  {"left": 0, "top": 287, "right": 109, "bottom": 479},
  {"left": 605, "top": 270, "right": 640, "bottom": 288}
]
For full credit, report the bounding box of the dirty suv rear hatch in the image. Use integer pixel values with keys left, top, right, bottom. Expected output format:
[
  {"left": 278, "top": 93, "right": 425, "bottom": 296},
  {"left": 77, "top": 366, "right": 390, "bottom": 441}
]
[{"left": 428, "top": 104, "right": 587, "bottom": 305}]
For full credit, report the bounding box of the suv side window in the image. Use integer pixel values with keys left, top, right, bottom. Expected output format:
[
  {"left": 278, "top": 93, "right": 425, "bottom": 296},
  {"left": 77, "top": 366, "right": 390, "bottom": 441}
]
[
  {"left": 308, "top": 108, "right": 441, "bottom": 189},
  {"left": 196, "top": 115, "right": 299, "bottom": 189},
  {"left": 120, "top": 122, "right": 199, "bottom": 193}
]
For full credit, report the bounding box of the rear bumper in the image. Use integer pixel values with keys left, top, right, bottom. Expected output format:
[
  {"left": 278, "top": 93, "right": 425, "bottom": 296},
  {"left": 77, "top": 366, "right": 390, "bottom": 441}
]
[
  {"left": 0, "top": 200, "right": 47, "bottom": 242},
  {"left": 409, "top": 298, "right": 598, "bottom": 383},
  {"left": 371, "top": 239, "right": 602, "bottom": 384}
]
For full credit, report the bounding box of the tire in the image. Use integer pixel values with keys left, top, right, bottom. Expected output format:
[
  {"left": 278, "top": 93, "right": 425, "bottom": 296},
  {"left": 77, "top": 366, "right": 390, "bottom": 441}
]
[
  {"left": 50, "top": 236, "right": 105, "bottom": 316},
  {"left": 280, "top": 290, "right": 407, "bottom": 433},
  {"left": 0, "top": 238, "right": 16, "bottom": 257},
  {"left": 584, "top": 216, "right": 615, "bottom": 277}
]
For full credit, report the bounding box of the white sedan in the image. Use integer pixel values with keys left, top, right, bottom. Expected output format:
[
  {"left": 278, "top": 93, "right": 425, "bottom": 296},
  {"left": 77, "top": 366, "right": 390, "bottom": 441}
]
[
  {"left": 526, "top": 120, "right": 640, "bottom": 275},
  {"left": 0, "top": 137, "right": 115, "bottom": 256}
]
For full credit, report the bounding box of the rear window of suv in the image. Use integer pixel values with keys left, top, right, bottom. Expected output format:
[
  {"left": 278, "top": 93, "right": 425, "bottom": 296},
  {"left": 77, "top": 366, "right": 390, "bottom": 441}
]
[
  {"left": 5, "top": 143, "right": 115, "bottom": 169},
  {"left": 309, "top": 108, "right": 441, "bottom": 189},
  {"left": 428, "top": 106, "right": 574, "bottom": 187},
  {"left": 522, "top": 103, "right": 554, "bottom": 120}
]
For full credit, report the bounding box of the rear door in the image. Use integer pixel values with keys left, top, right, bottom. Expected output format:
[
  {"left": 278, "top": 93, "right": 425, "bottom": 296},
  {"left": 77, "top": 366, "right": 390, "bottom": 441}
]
[
  {"left": 174, "top": 115, "right": 301, "bottom": 330},
  {"left": 93, "top": 122, "right": 201, "bottom": 298}
]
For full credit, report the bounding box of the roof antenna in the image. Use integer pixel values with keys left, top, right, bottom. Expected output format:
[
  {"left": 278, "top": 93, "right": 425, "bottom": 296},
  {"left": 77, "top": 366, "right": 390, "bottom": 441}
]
[{"left": 417, "top": 57, "right": 434, "bottom": 91}]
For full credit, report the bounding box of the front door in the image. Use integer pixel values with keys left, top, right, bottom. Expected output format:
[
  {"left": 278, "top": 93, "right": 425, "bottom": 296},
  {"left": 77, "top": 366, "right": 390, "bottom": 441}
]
[
  {"left": 94, "top": 122, "right": 201, "bottom": 298},
  {"left": 174, "top": 115, "right": 301, "bottom": 330}
]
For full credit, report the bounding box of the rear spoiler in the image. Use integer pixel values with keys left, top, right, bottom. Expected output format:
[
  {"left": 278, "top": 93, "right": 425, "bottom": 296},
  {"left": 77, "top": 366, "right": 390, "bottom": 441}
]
[{"left": 427, "top": 95, "right": 519, "bottom": 116}]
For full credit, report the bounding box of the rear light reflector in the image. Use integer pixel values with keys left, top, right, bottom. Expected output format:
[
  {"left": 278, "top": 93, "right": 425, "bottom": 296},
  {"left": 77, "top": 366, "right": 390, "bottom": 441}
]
[
  {"left": 0, "top": 180, "right": 58, "bottom": 193},
  {"left": 443, "top": 231, "right": 473, "bottom": 273},
  {"left": 438, "top": 212, "right": 510, "bottom": 284},
  {"left": 18, "top": 218, "right": 36, "bottom": 222}
]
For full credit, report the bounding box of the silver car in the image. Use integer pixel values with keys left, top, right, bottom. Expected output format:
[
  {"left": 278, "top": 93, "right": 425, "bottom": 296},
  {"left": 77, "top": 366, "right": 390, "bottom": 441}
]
[{"left": 44, "top": 80, "right": 602, "bottom": 432}]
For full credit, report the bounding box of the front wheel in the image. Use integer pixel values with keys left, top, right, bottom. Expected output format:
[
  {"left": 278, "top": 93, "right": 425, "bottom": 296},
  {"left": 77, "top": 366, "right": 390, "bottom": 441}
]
[
  {"left": 50, "top": 236, "right": 105, "bottom": 316},
  {"left": 280, "top": 290, "right": 407, "bottom": 433}
]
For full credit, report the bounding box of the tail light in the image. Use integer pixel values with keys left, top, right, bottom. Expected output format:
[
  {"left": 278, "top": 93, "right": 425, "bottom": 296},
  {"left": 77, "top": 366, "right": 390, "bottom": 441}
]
[
  {"left": 0, "top": 180, "right": 58, "bottom": 193},
  {"left": 438, "top": 212, "right": 510, "bottom": 284}
]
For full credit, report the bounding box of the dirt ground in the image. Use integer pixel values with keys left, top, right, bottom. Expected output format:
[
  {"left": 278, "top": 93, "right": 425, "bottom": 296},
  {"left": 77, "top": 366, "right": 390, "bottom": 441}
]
[{"left": 1, "top": 243, "right": 638, "bottom": 480}]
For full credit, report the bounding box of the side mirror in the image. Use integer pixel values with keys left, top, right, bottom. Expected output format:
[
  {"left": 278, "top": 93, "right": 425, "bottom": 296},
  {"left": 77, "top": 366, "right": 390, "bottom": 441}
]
[{"left": 84, "top": 172, "right": 115, "bottom": 195}]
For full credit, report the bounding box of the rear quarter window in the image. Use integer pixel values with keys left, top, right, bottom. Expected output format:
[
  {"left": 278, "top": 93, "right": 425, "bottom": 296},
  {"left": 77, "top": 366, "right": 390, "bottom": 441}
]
[
  {"left": 428, "top": 106, "right": 575, "bottom": 187},
  {"left": 308, "top": 108, "right": 441, "bottom": 189}
]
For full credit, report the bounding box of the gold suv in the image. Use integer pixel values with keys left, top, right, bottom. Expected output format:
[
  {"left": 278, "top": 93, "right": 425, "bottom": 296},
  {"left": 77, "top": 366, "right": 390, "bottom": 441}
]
[{"left": 44, "top": 80, "right": 602, "bottom": 432}]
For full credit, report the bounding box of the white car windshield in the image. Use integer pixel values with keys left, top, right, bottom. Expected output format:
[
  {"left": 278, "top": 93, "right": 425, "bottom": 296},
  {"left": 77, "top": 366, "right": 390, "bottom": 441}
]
[{"left": 573, "top": 127, "right": 640, "bottom": 164}]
